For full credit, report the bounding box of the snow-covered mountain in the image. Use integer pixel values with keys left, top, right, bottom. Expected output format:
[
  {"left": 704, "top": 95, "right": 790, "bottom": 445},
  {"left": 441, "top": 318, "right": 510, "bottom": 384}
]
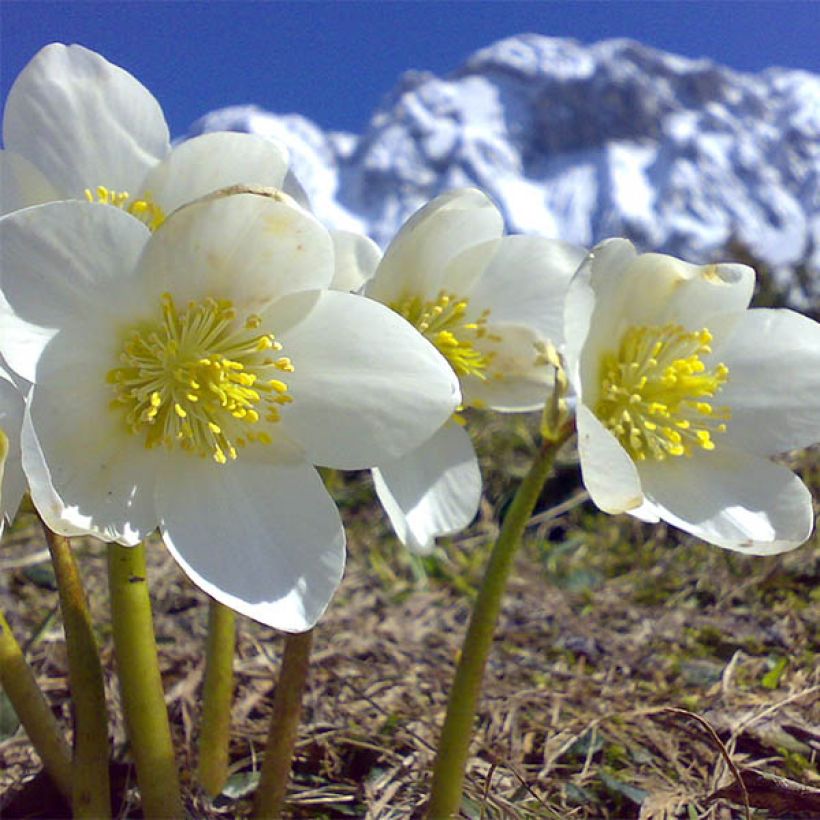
[{"left": 188, "top": 35, "right": 819, "bottom": 307}]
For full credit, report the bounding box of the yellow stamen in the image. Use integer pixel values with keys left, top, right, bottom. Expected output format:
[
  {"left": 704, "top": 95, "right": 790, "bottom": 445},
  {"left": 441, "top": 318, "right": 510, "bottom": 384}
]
[
  {"left": 85, "top": 185, "right": 166, "bottom": 231},
  {"left": 389, "top": 290, "right": 495, "bottom": 380},
  {"left": 595, "top": 324, "right": 730, "bottom": 461},
  {"left": 108, "top": 293, "right": 293, "bottom": 463}
]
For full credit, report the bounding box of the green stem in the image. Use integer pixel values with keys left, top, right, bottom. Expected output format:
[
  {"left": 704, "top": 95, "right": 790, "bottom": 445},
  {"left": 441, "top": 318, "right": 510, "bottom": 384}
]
[
  {"left": 427, "top": 430, "right": 571, "bottom": 817},
  {"left": 43, "top": 526, "right": 111, "bottom": 818},
  {"left": 0, "top": 608, "right": 73, "bottom": 802},
  {"left": 251, "top": 629, "right": 314, "bottom": 819},
  {"left": 107, "top": 542, "right": 183, "bottom": 819},
  {"left": 197, "top": 597, "right": 237, "bottom": 796}
]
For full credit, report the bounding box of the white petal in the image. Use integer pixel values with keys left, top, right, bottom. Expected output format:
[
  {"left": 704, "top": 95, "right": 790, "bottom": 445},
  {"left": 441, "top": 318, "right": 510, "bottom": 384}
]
[
  {"left": 24, "top": 347, "right": 160, "bottom": 545},
  {"left": 460, "top": 235, "right": 586, "bottom": 343},
  {"left": 715, "top": 309, "right": 820, "bottom": 455},
  {"left": 157, "top": 459, "right": 345, "bottom": 632},
  {"left": 3, "top": 44, "right": 169, "bottom": 197},
  {"left": 562, "top": 248, "right": 603, "bottom": 400},
  {"left": 136, "top": 193, "right": 334, "bottom": 311},
  {"left": 366, "top": 188, "right": 504, "bottom": 305},
  {"left": 0, "top": 202, "right": 149, "bottom": 381},
  {"left": 20, "top": 411, "right": 101, "bottom": 540},
  {"left": 461, "top": 323, "right": 553, "bottom": 412},
  {"left": 628, "top": 499, "right": 661, "bottom": 524},
  {"left": 269, "top": 289, "right": 461, "bottom": 469},
  {"left": 0, "top": 430, "right": 7, "bottom": 535},
  {"left": 576, "top": 405, "right": 644, "bottom": 514},
  {"left": 638, "top": 447, "right": 814, "bottom": 555},
  {"left": 0, "top": 149, "right": 62, "bottom": 214},
  {"left": 139, "top": 132, "right": 290, "bottom": 216},
  {"left": 624, "top": 253, "right": 755, "bottom": 330},
  {"left": 372, "top": 421, "right": 481, "bottom": 553},
  {"left": 610, "top": 251, "right": 754, "bottom": 332},
  {"left": 0, "top": 366, "right": 26, "bottom": 525},
  {"left": 329, "top": 230, "right": 382, "bottom": 293}
]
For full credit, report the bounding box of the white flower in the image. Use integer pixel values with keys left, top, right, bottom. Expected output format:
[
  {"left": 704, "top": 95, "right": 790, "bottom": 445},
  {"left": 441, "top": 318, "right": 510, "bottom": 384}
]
[
  {"left": 565, "top": 238, "right": 820, "bottom": 554},
  {"left": 0, "top": 359, "right": 26, "bottom": 536},
  {"left": 366, "top": 189, "right": 587, "bottom": 552},
  {"left": 0, "top": 192, "right": 460, "bottom": 629},
  {"left": 1, "top": 43, "right": 296, "bottom": 226}
]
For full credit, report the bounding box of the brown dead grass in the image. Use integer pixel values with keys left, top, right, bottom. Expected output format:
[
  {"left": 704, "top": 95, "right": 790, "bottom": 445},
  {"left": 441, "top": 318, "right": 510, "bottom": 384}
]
[{"left": 1, "top": 428, "right": 818, "bottom": 819}]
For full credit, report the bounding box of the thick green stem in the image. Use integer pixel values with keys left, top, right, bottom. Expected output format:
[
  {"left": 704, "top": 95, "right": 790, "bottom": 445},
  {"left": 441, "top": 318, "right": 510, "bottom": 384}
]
[
  {"left": 251, "top": 629, "right": 314, "bottom": 818},
  {"left": 427, "top": 431, "right": 571, "bottom": 817},
  {"left": 0, "top": 608, "right": 73, "bottom": 802},
  {"left": 43, "top": 526, "right": 111, "bottom": 818},
  {"left": 198, "top": 597, "right": 237, "bottom": 796},
  {"left": 107, "top": 543, "right": 183, "bottom": 819}
]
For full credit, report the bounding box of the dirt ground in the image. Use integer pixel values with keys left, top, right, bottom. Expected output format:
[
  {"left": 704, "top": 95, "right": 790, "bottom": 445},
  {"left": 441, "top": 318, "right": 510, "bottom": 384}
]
[{"left": 1, "top": 423, "right": 818, "bottom": 819}]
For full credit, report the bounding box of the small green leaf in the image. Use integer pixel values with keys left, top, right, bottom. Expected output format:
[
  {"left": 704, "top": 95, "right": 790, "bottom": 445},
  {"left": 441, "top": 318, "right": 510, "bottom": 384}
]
[
  {"left": 761, "top": 656, "right": 788, "bottom": 689},
  {"left": 219, "top": 769, "right": 259, "bottom": 799},
  {"left": 567, "top": 728, "right": 604, "bottom": 759},
  {"left": 23, "top": 562, "right": 57, "bottom": 590},
  {"left": 0, "top": 687, "right": 21, "bottom": 741},
  {"left": 599, "top": 769, "right": 649, "bottom": 806},
  {"left": 565, "top": 782, "right": 597, "bottom": 805}
]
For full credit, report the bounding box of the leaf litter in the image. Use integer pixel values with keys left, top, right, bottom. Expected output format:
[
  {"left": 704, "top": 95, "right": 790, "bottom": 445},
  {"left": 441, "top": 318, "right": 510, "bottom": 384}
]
[{"left": 1, "top": 421, "right": 817, "bottom": 819}]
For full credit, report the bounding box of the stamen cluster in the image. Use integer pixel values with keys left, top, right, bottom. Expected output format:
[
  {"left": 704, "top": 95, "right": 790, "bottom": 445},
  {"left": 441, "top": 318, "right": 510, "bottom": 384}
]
[
  {"left": 108, "top": 293, "right": 294, "bottom": 464},
  {"left": 595, "top": 324, "right": 730, "bottom": 461},
  {"left": 390, "top": 290, "right": 497, "bottom": 380},
  {"left": 85, "top": 185, "right": 166, "bottom": 231}
]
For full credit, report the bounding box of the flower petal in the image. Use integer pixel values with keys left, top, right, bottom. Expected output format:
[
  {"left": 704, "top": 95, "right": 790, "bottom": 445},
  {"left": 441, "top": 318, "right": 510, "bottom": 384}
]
[
  {"left": 372, "top": 421, "right": 481, "bottom": 553},
  {"left": 606, "top": 250, "right": 754, "bottom": 333},
  {"left": 156, "top": 459, "right": 345, "bottom": 632},
  {"left": 268, "top": 289, "right": 460, "bottom": 469},
  {"left": 462, "top": 323, "right": 553, "bottom": 412},
  {"left": 136, "top": 193, "right": 334, "bottom": 310},
  {"left": 0, "top": 149, "right": 62, "bottom": 214},
  {"left": 24, "top": 335, "right": 159, "bottom": 545},
  {"left": 459, "top": 235, "right": 586, "bottom": 343},
  {"left": 329, "top": 230, "right": 382, "bottom": 293},
  {"left": 576, "top": 404, "right": 644, "bottom": 514},
  {"left": 3, "top": 44, "right": 169, "bottom": 197},
  {"left": 0, "top": 364, "right": 26, "bottom": 527},
  {"left": 0, "top": 202, "right": 149, "bottom": 381},
  {"left": 139, "top": 132, "right": 290, "bottom": 216},
  {"left": 715, "top": 309, "right": 820, "bottom": 455},
  {"left": 366, "top": 188, "right": 504, "bottom": 305},
  {"left": 638, "top": 446, "right": 814, "bottom": 554},
  {"left": 0, "top": 429, "right": 7, "bottom": 536}
]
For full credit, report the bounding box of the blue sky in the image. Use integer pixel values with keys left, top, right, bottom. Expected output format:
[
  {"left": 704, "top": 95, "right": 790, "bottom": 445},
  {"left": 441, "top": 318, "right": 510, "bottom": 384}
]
[{"left": 2, "top": 1, "right": 818, "bottom": 138}]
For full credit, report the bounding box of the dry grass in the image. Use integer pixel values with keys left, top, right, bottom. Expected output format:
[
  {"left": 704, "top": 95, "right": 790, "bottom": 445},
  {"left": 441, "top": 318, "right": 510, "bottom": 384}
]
[{"left": 1, "top": 414, "right": 818, "bottom": 818}]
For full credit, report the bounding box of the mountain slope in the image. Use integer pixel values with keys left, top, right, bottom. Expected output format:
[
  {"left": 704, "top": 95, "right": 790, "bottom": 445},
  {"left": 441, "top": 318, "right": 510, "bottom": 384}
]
[{"left": 188, "top": 35, "right": 819, "bottom": 305}]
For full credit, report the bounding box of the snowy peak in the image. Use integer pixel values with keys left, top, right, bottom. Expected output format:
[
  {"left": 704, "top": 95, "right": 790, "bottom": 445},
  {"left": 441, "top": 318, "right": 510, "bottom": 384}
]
[{"left": 188, "top": 35, "right": 819, "bottom": 305}]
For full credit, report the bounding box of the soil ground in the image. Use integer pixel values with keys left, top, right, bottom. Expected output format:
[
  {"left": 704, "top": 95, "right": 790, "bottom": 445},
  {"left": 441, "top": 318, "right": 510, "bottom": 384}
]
[{"left": 1, "top": 413, "right": 818, "bottom": 819}]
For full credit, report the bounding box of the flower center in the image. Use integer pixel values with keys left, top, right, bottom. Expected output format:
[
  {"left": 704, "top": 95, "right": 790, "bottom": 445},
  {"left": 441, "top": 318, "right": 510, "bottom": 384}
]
[
  {"left": 595, "top": 324, "right": 730, "bottom": 461},
  {"left": 85, "top": 185, "right": 166, "bottom": 231},
  {"left": 108, "top": 293, "right": 294, "bottom": 464},
  {"left": 390, "top": 290, "right": 496, "bottom": 380}
]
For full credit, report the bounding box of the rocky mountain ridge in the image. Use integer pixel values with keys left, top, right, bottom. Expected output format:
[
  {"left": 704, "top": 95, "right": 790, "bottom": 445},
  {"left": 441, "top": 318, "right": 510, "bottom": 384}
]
[{"left": 188, "top": 34, "right": 819, "bottom": 306}]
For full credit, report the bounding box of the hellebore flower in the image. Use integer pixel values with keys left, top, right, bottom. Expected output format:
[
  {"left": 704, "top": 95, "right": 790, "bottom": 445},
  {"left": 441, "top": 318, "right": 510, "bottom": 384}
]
[
  {"left": 0, "top": 360, "right": 25, "bottom": 536},
  {"left": 1, "top": 43, "right": 296, "bottom": 227},
  {"left": 0, "top": 192, "right": 460, "bottom": 629},
  {"left": 366, "top": 189, "right": 586, "bottom": 551},
  {"left": 564, "top": 238, "right": 820, "bottom": 553}
]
